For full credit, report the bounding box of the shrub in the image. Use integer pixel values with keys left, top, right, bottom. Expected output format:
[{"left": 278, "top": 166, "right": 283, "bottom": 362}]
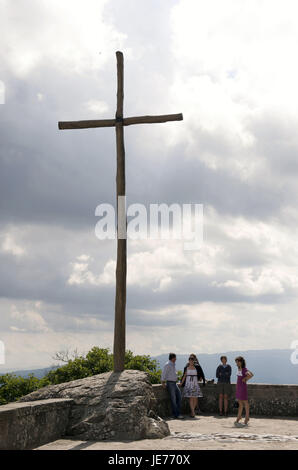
[
  {"left": 0, "top": 347, "right": 164, "bottom": 404},
  {"left": 0, "top": 373, "right": 40, "bottom": 405}
]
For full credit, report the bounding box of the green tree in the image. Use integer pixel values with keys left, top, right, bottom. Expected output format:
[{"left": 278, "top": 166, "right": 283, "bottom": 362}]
[
  {"left": 124, "top": 351, "right": 162, "bottom": 384},
  {"left": 42, "top": 347, "right": 163, "bottom": 385},
  {"left": 0, "top": 347, "right": 164, "bottom": 404},
  {"left": 0, "top": 373, "right": 40, "bottom": 405}
]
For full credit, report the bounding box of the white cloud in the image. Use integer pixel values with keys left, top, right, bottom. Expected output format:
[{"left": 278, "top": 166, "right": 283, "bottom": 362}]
[
  {"left": 10, "top": 304, "right": 50, "bottom": 333},
  {"left": 67, "top": 242, "right": 191, "bottom": 289},
  {"left": 67, "top": 206, "right": 298, "bottom": 299},
  {"left": 67, "top": 260, "right": 97, "bottom": 285},
  {"left": 84, "top": 99, "right": 109, "bottom": 115},
  {"left": 10, "top": 326, "right": 26, "bottom": 332},
  {"left": 1, "top": 0, "right": 298, "bottom": 368},
  {"left": 0, "top": 329, "right": 113, "bottom": 370},
  {"left": 209, "top": 208, "right": 298, "bottom": 268},
  {"left": 98, "top": 259, "right": 116, "bottom": 285},
  {"left": 168, "top": 0, "right": 298, "bottom": 179},
  {"left": 1, "top": 233, "right": 26, "bottom": 256},
  {"left": 127, "top": 301, "right": 298, "bottom": 356},
  {"left": 1, "top": 0, "right": 126, "bottom": 78},
  {"left": 77, "top": 254, "right": 91, "bottom": 262},
  {"left": 212, "top": 268, "right": 285, "bottom": 296}
]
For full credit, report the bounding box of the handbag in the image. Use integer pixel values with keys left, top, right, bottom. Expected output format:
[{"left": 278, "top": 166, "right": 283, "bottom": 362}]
[{"left": 233, "top": 400, "right": 239, "bottom": 409}]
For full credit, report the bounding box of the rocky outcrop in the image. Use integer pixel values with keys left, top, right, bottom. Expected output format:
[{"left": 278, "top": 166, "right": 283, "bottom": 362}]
[{"left": 19, "top": 370, "right": 169, "bottom": 441}]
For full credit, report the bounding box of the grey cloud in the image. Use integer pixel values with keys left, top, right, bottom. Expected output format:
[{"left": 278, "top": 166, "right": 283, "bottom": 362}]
[
  {"left": 127, "top": 274, "right": 286, "bottom": 312},
  {"left": 0, "top": 70, "right": 116, "bottom": 229},
  {"left": 1, "top": 0, "right": 298, "bottom": 355}
]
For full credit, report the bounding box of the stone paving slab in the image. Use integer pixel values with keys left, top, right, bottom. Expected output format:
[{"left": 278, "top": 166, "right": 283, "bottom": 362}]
[
  {"left": 168, "top": 432, "right": 298, "bottom": 442},
  {"left": 36, "top": 415, "right": 298, "bottom": 450}
]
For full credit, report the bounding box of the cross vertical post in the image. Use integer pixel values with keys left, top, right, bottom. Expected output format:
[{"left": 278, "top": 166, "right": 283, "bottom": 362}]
[
  {"left": 114, "top": 51, "right": 126, "bottom": 372},
  {"left": 58, "top": 51, "right": 183, "bottom": 373}
]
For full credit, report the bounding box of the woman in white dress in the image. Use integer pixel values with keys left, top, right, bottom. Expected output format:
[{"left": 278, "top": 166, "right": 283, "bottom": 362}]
[{"left": 180, "top": 355, "right": 203, "bottom": 418}]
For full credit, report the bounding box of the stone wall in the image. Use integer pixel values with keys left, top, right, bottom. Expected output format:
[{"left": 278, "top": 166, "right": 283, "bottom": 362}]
[
  {"left": 0, "top": 398, "right": 73, "bottom": 450},
  {"left": 18, "top": 370, "right": 170, "bottom": 442},
  {"left": 1, "top": 382, "right": 297, "bottom": 450},
  {"left": 152, "top": 383, "right": 298, "bottom": 417}
]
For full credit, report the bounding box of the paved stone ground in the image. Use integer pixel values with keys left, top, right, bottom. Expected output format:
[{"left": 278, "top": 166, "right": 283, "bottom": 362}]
[{"left": 36, "top": 415, "right": 298, "bottom": 450}]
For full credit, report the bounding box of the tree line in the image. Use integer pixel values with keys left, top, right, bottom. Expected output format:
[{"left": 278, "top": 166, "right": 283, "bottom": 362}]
[{"left": 0, "top": 347, "right": 173, "bottom": 405}]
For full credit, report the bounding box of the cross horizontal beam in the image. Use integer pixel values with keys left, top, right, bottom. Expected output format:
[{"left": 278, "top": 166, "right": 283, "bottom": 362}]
[{"left": 58, "top": 113, "right": 183, "bottom": 130}]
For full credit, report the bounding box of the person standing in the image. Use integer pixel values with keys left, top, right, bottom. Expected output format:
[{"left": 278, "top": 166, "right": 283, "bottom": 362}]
[
  {"left": 180, "top": 354, "right": 205, "bottom": 418},
  {"left": 216, "top": 355, "right": 232, "bottom": 416},
  {"left": 234, "top": 356, "right": 254, "bottom": 426},
  {"left": 161, "top": 353, "right": 183, "bottom": 419},
  {"left": 187, "top": 354, "right": 205, "bottom": 414}
]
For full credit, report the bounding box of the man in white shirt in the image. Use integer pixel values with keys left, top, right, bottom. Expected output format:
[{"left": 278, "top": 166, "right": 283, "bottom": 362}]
[{"left": 161, "top": 353, "right": 183, "bottom": 419}]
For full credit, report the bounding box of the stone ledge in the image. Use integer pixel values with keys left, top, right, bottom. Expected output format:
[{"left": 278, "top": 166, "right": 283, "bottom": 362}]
[
  {"left": 1, "top": 381, "right": 297, "bottom": 450},
  {"left": 0, "top": 398, "right": 74, "bottom": 450},
  {"left": 152, "top": 383, "right": 298, "bottom": 417}
]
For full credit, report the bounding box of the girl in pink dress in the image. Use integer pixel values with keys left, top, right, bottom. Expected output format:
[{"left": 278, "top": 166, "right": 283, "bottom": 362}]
[{"left": 234, "top": 356, "right": 254, "bottom": 426}]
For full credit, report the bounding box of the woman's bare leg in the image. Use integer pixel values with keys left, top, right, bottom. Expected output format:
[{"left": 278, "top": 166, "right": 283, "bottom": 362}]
[
  {"left": 189, "top": 397, "right": 192, "bottom": 415},
  {"left": 192, "top": 397, "right": 196, "bottom": 416},
  {"left": 244, "top": 401, "right": 250, "bottom": 423},
  {"left": 194, "top": 397, "right": 198, "bottom": 414},
  {"left": 189, "top": 397, "right": 195, "bottom": 416},
  {"left": 236, "top": 400, "right": 244, "bottom": 422}
]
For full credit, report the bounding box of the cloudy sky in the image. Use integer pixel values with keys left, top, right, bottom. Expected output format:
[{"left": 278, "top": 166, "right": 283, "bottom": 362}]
[{"left": 1, "top": 0, "right": 298, "bottom": 370}]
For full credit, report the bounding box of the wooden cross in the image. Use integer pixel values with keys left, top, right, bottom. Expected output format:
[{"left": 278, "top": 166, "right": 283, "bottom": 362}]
[{"left": 58, "top": 51, "right": 183, "bottom": 372}]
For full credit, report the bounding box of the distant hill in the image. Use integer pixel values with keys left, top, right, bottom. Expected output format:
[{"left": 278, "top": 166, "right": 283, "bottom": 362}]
[
  {"left": 1, "top": 349, "right": 298, "bottom": 384},
  {"left": 153, "top": 349, "right": 298, "bottom": 385},
  {"left": 0, "top": 366, "right": 59, "bottom": 379}
]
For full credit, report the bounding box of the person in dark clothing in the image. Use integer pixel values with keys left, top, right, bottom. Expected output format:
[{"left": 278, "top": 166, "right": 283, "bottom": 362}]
[{"left": 216, "top": 355, "right": 232, "bottom": 416}]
